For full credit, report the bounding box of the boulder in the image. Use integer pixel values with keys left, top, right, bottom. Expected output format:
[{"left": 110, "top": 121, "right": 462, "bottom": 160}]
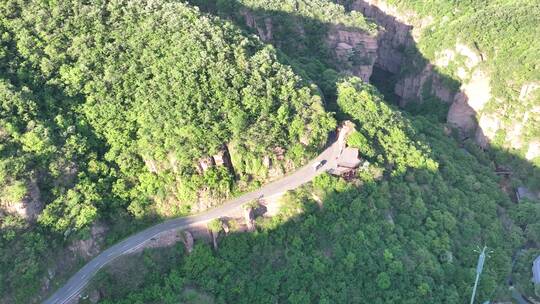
[{"left": 181, "top": 230, "right": 194, "bottom": 254}]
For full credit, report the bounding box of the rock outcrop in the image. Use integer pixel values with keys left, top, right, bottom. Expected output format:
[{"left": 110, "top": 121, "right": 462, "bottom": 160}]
[
  {"left": 145, "top": 144, "right": 234, "bottom": 176},
  {"left": 349, "top": 0, "right": 415, "bottom": 75},
  {"left": 240, "top": 9, "right": 378, "bottom": 82},
  {"left": 349, "top": 0, "right": 456, "bottom": 107},
  {"left": 326, "top": 26, "right": 378, "bottom": 81},
  {"left": 447, "top": 92, "right": 478, "bottom": 136},
  {"left": 337, "top": 120, "right": 356, "bottom": 151},
  {"left": 447, "top": 69, "right": 492, "bottom": 136},
  {"left": 348, "top": 0, "right": 540, "bottom": 156},
  {"left": 243, "top": 205, "right": 255, "bottom": 232},
  {"left": 181, "top": 230, "right": 194, "bottom": 254},
  {"left": 2, "top": 177, "right": 42, "bottom": 221},
  {"left": 394, "top": 64, "right": 455, "bottom": 106},
  {"left": 68, "top": 223, "right": 107, "bottom": 258},
  {"left": 197, "top": 156, "right": 215, "bottom": 173},
  {"left": 242, "top": 11, "right": 273, "bottom": 42}
]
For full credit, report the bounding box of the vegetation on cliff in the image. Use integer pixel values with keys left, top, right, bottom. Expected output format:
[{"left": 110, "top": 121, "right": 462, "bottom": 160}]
[
  {"left": 0, "top": 0, "right": 334, "bottom": 302},
  {"left": 190, "top": 0, "right": 378, "bottom": 105},
  {"left": 89, "top": 80, "right": 536, "bottom": 304}
]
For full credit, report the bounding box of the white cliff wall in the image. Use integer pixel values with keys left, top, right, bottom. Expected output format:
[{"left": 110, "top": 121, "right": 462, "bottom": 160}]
[{"left": 347, "top": 0, "right": 540, "bottom": 159}]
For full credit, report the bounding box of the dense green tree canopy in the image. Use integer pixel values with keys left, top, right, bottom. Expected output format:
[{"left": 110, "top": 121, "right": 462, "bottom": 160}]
[
  {"left": 91, "top": 80, "right": 526, "bottom": 304},
  {"left": 0, "top": 0, "right": 538, "bottom": 303},
  {"left": 0, "top": 0, "right": 336, "bottom": 302}
]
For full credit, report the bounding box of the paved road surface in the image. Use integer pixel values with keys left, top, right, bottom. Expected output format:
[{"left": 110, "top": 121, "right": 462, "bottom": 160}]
[{"left": 43, "top": 139, "right": 340, "bottom": 304}]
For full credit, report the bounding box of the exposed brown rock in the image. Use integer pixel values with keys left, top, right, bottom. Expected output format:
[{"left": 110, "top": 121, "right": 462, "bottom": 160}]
[
  {"left": 350, "top": 0, "right": 499, "bottom": 147},
  {"left": 351, "top": 0, "right": 416, "bottom": 75},
  {"left": 144, "top": 158, "right": 159, "bottom": 173},
  {"left": 212, "top": 151, "right": 226, "bottom": 167},
  {"left": 197, "top": 156, "right": 215, "bottom": 173},
  {"left": 193, "top": 189, "right": 216, "bottom": 212},
  {"left": 3, "top": 177, "right": 42, "bottom": 221},
  {"left": 273, "top": 146, "right": 285, "bottom": 160},
  {"left": 181, "top": 230, "right": 194, "bottom": 254},
  {"left": 212, "top": 145, "right": 234, "bottom": 173},
  {"left": 447, "top": 92, "right": 477, "bottom": 135},
  {"left": 394, "top": 64, "right": 455, "bottom": 106},
  {"left": 337, "top": 120, "right": 356, "bottom": 151},
  {"left": 222, "top": 221, "right": 230, "bottom": 235},
  {"left": 240, "top": 8, "right": 378, "bottom": 82},
  {"left": 326, "top": 26, "right": 378, "bottom": 81},
  {"left": 241, "top": 10, "right": 273, "bottom": 42},
  {"left": 244, "top": 206, "right": 255, "bottom": 232},
  {"left": 68, "top": 223, "right": 107, "bottom": 258}
]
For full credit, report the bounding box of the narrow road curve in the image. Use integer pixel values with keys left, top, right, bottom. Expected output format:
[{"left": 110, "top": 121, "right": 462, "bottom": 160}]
[{"left": 43, "top": 139, "right": 340, "bottom": 304}]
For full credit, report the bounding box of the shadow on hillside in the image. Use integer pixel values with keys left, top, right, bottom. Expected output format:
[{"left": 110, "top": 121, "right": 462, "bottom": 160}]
[
  {"left": 182, "top": 0, "right": 540, "bottom": 298},
  {"left": 84, "top": 141, "right": 539, "bottom": 303},
  {"left": 188, "top": 0, "right": 457, "bottom": 118}
]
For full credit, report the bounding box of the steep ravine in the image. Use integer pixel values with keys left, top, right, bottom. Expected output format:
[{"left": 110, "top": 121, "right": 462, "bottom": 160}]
[
  {"left": 237, "top": 0, "right": 492, "bottom": 147},
  {"left": 239, "top": 9, "right": 379, "bottom": 82},
  {"left": 345, "top": 0, "right": 455, "bottom": 106},
  {"left": 342, "top": 0, "right": 540, "bottom": 161}
]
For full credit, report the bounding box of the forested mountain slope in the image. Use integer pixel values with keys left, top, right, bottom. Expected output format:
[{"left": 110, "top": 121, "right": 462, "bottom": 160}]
[
  {"left": 190, "top": 0, "right": 379, "bottom": 107},
  {"left": 88, "top": 80, "right": 538, "bottom": 304},
  {"left": 0, "top": 0, "right": 334, "bottom": 302},
  {"left": 1, "top": 0, "right": 539, "bottom": 303},
  {"left": 192, "top": 0, "right": 540, "bottom": 193}
]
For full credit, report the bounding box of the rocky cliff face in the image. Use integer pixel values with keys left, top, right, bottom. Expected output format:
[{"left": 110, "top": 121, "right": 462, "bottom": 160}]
[
  {"left": 346, "top": 0, "right": 539, "bottom": 159},
  {"left": 239, "top": 1, "right": 538, "bottom": 158},
  {"left": 348, "top": 0, "right": 455, "bottom": 106},
  {"left": 348, "top": 0, "right": 416, "bottom": 75},
  {"left": 325, "top": 26, "right": 378, "bottom": 81},
  {"left": 240, "top": 9, "right": 378, "bottom": 82}
]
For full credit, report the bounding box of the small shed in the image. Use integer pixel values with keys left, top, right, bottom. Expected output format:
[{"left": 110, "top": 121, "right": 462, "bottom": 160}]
[
  {"left": 533, "top": 255, "right": 540, "bottom": 284},
  {"left": 337, "top": 147, "right": 361, "bottom": 169}
]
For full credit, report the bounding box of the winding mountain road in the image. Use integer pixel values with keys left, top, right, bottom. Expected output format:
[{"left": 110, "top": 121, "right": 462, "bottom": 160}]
[{"left": 43, "top": 139, "right": 341, "bottom": 304}]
